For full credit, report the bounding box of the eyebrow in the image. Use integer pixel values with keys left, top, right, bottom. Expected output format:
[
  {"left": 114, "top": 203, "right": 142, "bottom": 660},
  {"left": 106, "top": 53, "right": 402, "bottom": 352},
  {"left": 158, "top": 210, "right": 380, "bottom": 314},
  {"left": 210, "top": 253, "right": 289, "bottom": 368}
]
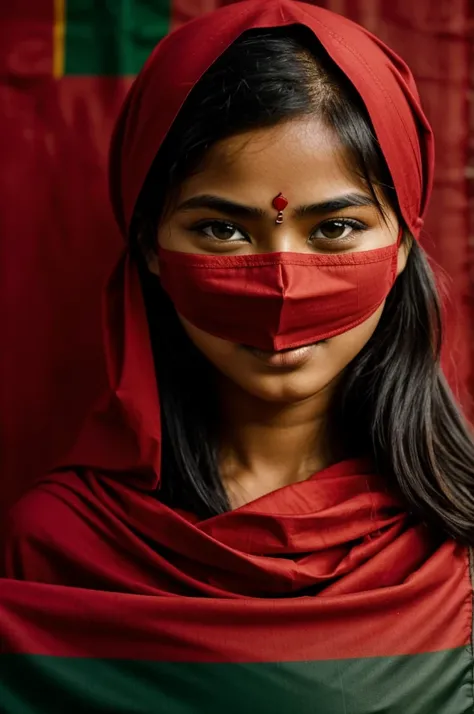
[{"left": 175, "top": 192, "right": 377, "bottom": 219}]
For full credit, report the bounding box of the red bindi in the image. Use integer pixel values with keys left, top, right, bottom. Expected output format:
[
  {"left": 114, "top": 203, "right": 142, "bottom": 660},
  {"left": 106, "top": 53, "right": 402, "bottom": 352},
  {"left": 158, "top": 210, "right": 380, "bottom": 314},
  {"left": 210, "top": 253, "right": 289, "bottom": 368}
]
[{"left": 272, "top": 193, "right": 289, "bottom": 225}]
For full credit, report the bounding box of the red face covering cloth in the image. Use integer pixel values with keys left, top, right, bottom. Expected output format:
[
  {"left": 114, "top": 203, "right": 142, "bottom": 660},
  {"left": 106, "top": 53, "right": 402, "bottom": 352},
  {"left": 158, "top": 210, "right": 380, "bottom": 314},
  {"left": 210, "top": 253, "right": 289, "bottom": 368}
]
[
  {"left": 158, "top": 244, "right": 399, "bottom": 351},
  {"left": 2, "top": 3, "right": 471, "bottom": 714}
]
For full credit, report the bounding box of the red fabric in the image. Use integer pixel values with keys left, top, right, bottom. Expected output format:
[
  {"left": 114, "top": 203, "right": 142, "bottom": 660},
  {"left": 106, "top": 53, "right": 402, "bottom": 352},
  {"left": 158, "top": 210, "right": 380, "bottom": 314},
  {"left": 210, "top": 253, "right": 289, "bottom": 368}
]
[
  {"left": 2, "top": 461, "right": 470, "bottom": 659},
  {"left": 1, "top": 544, "right": 470, "bottom": 659},
  {"left": 159, "top": 244, "right": 398, "bottom": 351},
  {"left": 0, "top": 2, "right": 128, "bottom": 511}
]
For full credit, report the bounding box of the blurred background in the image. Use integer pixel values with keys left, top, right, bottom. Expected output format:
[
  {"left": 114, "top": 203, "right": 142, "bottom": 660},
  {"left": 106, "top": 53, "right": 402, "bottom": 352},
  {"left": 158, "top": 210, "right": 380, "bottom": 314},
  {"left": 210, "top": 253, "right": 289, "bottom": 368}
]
[{"left": 1, "top": 0, "right": 473, "bottom": 511}]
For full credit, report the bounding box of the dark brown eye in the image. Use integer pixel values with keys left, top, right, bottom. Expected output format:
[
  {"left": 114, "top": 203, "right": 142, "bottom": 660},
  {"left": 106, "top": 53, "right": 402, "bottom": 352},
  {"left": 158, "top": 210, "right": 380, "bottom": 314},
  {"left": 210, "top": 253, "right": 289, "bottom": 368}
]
[
  {"left": 317, "top": 221, "right": 351, "bottom": 240},
  {"left": 312, "top": 219, "right": 367, "bottom": 242},
  {"left": 200, "top": 222, "right": 246, "bottom": 241}
]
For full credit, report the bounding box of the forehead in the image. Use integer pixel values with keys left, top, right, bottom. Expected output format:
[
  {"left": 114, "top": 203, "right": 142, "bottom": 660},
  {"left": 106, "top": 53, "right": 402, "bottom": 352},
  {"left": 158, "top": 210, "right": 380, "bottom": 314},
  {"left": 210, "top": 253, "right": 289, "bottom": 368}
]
[{"left": 178, "top": 117, "right": 368, "bottom": 202}]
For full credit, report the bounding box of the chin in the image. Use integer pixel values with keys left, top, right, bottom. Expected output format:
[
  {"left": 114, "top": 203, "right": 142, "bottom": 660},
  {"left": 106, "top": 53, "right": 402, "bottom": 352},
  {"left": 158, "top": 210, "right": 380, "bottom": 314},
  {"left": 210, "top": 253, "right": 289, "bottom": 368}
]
[
  {"left": 180, "top": 318, "right": 379, "bottom": 406},
  {"left": 240, "top": 375, "right": 338, "bottom": 404},
  {"left": 224, "top": 364, "right": 342, "bottom": 405}
]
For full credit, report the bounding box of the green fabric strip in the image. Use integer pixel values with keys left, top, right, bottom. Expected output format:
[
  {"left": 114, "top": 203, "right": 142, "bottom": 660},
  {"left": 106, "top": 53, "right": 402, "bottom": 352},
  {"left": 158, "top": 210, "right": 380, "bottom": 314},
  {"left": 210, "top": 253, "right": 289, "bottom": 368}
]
[
  {"left": 0, "top": 647, "right": 472, "bottom": 713},
  {"left": 65, "top": 0, "right": 172, "bottom": 75}
]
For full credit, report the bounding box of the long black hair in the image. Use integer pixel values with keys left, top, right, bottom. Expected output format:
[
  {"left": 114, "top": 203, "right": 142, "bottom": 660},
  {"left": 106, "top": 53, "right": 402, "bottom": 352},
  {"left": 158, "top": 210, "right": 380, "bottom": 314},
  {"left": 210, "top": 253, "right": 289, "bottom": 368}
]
[{"left": 131, "top": 28, "right": 474, "bottom": 541}]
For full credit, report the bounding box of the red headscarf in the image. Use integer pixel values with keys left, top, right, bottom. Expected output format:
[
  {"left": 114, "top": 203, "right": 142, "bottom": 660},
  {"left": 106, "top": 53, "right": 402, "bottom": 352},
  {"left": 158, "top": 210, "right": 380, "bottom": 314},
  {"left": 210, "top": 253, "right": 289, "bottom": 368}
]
[
  {"left": 110, "top": 0, "right": 434, "bottom": 240},
  {"left": 2, "top": 5, "right": 469, "bottom": 713}
]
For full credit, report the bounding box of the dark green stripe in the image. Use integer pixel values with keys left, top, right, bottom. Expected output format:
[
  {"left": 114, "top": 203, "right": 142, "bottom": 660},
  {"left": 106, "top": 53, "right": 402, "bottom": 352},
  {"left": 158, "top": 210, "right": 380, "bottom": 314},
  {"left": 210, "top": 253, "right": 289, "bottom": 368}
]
[
  {"left": 65, "top": 0, "right": 172, "bottom": 75},
  {"left": 0, "top": 647, "right": 471, "bottom": 713}
]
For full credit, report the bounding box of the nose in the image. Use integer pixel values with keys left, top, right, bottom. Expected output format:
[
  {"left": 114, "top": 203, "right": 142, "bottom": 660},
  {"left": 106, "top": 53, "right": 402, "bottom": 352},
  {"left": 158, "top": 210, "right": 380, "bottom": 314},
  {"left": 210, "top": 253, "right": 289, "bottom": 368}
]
[{"left": 257, "top": 222, "right": 313, "bottom": 255}]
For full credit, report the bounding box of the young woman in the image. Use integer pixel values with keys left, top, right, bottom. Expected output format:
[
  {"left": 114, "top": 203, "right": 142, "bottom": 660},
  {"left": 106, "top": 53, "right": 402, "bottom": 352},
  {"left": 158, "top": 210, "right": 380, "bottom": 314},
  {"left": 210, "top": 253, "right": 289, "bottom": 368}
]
[{"left": 2, "top": 1, "right": 474, "bottom": 712}]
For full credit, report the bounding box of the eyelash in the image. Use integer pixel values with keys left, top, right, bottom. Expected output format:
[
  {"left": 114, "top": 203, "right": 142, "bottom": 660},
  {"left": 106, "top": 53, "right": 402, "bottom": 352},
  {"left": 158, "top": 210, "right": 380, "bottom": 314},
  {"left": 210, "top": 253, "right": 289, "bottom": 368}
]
[{"left": 190, "top": 218, "right": 369, "bottom": 244}]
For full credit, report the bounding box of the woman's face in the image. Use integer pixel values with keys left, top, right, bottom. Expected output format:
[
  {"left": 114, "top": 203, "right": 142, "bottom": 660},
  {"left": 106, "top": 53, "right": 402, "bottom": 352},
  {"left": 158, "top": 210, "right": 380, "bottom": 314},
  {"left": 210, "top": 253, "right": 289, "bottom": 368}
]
[{"left": 149, "top": 117, "right": 408, "bottom": 404}]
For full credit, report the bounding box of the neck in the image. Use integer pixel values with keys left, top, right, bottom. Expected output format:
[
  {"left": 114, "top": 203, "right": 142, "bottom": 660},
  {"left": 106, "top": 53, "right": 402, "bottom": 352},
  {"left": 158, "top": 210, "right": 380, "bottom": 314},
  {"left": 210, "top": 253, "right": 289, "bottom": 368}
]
[{"left": 218, "top": 377, "right": 335, "bottom": 508}]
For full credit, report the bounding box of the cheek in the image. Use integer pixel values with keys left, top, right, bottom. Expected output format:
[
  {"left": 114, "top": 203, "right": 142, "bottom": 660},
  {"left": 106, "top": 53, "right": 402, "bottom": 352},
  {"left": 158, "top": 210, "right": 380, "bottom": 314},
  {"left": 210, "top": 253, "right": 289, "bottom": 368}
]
[
  {"left": 324, "top": 303, "right": 385, "bottom": 369},
  {"left": 179, "top": 316, "right": 238, "bottom": 366}
]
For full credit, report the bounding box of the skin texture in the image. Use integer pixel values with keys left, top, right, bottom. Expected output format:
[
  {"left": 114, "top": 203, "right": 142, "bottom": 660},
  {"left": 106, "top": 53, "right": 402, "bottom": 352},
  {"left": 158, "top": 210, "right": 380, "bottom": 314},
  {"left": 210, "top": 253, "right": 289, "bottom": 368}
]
[{"left": 147, "top": 117, "right": 408, "bottom": 507}]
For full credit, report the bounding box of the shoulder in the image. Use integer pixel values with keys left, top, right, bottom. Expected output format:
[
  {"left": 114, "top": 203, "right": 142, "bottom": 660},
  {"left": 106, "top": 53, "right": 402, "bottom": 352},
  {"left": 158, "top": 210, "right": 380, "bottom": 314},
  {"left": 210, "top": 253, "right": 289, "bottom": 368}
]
[
  {"left": 2, "top": 469, "right": 161, "bottom": 591},
  {"left": 4, "top": 470, "right": 87, "bottom": 535},
  {"left": 1, "top": 470, "right": 104, "bottom": 582}
]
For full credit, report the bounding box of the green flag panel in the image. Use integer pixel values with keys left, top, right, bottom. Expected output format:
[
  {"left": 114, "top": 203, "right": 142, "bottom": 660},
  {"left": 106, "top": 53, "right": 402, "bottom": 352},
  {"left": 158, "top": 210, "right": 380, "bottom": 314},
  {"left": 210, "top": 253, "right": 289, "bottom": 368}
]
[
  {"left": 1, "top": 647, "right": 471, "bottom": 713},
  {"left": 65, "top": 0, "right": 172, "bottom": 75}
]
